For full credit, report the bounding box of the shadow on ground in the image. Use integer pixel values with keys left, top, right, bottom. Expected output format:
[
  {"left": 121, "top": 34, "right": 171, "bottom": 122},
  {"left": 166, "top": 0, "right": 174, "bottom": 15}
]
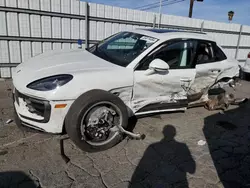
[
  {"left": 203, "top": 102, "right": 250, "bottom": 188},
  {"left": 0, "top": 171, "right": 38, "bottom": 188},
  {"left": 129, "top": 125, "right": 196, "bottom": 188}
]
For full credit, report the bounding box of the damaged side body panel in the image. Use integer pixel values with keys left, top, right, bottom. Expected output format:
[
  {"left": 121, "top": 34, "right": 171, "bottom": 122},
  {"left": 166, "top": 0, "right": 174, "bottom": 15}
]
[
  {"left": 113, "top": 61, "right": 240, "bottom": 114},
  {"left": 188, "top": 59, "right": 240, "bottom": 106},
  {"left": 110, "top": 87, "right": 133, "bottom": 106},
  {"left": 131, "top": 69, "right": 196, "bottom": 113},
  {"left": 111, "top": 36, "right": 240, "bottom": 115},
  {"left": 111, "top": 60, "right": 240, "bottom": 114},
  {"left": 190, "top": 60, "right": 240, "bottom": 94}
]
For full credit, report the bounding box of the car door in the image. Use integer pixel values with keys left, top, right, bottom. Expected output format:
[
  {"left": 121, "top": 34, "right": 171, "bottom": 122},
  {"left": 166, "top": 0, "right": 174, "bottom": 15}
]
[
  {"left": 189, "top": 40, "right": 228, "bottom": 97},
  {"left": 132, "top": 39, "right": 197, "bottom": 114}
]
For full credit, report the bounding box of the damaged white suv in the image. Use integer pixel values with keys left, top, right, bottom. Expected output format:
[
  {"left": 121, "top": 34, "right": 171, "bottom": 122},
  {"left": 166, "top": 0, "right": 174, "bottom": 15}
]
[{"left": 12, "top": 29, "right": 240, "bottom": 151}]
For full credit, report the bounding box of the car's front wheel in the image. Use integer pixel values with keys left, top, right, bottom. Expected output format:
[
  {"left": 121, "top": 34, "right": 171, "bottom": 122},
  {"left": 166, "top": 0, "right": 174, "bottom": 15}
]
[{"left": 65, "top": 89, "right": 128, "bottom": 152}]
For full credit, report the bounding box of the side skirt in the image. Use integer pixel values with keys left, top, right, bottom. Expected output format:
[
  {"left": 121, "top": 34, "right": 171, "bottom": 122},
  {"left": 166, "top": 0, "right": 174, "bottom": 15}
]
[
  {"left": 134, "top": 99, "right": 188, "bottom": 116},
  {"left": 135, "top": 107, "right": 186, "bottom": 116}
]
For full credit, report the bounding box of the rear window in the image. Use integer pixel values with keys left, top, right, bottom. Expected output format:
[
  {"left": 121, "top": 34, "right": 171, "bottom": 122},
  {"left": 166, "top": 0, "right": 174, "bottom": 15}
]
[{"left": 213, "top": 43, "right": 227, "bottom": 61}]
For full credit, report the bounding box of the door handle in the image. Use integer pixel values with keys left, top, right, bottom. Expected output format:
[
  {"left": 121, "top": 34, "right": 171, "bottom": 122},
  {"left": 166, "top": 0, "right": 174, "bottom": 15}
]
[
  {"left": 180, "top": 78, "right": 192, "bottom": 82},
  {"left": 210, "top": 69, "right": 221, "bottom": 73}
]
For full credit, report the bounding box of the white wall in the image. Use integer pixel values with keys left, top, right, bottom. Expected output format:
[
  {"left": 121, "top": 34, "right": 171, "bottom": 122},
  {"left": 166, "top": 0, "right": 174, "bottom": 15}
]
[{"left": 0, "top": 0, "right": 249, "bottom": 77}]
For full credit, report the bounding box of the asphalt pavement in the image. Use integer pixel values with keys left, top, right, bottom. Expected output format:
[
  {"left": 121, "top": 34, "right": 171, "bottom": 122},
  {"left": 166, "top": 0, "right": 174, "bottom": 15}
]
[{"left": 0, "top": 79, "right": 250, "bottom": 188}]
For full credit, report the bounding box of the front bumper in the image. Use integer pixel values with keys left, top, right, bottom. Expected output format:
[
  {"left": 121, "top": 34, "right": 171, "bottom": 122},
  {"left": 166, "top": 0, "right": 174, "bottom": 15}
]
[
  {"left": 13, "top": 89, "right": 74, "bottom": 133},
  {"left": 14, "top": 107, "right": 46, "bottom": 133}
]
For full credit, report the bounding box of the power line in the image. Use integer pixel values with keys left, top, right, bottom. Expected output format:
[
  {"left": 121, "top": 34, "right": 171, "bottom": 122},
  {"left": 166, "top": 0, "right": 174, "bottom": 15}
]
[
  {"left": 141, "top": 0, "right": 186, "bottom": 11},
  {"left": 134, "top": 0, "right": 169, "bottom": 10},
  {"left": 142, "top": 0, "right": 186, "bottom": 10}
]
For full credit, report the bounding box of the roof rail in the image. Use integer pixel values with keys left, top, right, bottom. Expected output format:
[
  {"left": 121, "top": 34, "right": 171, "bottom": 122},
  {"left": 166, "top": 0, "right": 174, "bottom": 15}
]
[{"left": 140, "top": 28, "right": 206, "bottom": 35}]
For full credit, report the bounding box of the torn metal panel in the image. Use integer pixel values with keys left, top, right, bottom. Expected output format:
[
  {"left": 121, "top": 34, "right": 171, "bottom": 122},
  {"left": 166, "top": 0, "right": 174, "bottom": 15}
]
[
  {"left": 190, "top": 59, "right": 240, "bottom": 96},
  {"left": 204, "top": 90, "right": 247, "bottom": 111},
  {"left": 189, "top": 65, "right": 219, "bottom": 95},
  {"left": 109, "top": 86, "right": 133, "bottom": 107},
  {"left": 188, "top": 93, "right": 209, "bottom": 108},
  {"left": 132, "top": 69, "right": 196, "bottom": 112},
  {"left": 132, "top": 96, "right": 187, "bottom": 113},
  {"left": 216, "top": 61, "right": 240, "bottom": 81}
]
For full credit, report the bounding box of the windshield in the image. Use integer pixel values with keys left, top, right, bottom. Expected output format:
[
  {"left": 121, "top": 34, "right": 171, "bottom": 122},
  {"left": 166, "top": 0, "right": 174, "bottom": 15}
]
[{"left": 89, "top": 32, "right": 158, "bottom": 67}]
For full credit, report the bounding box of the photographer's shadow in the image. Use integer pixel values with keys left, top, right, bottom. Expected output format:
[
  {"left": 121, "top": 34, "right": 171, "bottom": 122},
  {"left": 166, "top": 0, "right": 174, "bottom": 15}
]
[
  {"left": 203, "top": 102, "right": 250, "bottom": 188},
  {"left": 0, "top": 171, "right": 37, "bottom": 188},
  {"left": 129, "top": 125, "right": 195, "bottom": 188}
]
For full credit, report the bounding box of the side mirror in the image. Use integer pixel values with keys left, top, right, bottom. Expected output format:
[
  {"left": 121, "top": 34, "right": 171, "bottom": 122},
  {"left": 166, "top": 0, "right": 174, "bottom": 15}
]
[{"left": 149, "top": 58, "right": 169, "bottom": 72}]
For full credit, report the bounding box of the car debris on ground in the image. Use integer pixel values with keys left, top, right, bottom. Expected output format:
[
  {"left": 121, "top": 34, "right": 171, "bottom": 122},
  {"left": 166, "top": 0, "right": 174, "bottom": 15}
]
[
  {"left": 197, "top": 140, "right": 206, "bottom": 146},
  {"left": 5, "top": 119, "right": 13, "bottom": 124}
]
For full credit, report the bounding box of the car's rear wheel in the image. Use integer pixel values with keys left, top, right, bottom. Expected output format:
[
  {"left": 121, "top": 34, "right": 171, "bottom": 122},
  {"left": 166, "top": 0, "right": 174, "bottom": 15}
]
[{"left": 65, "top": 89, "right": 128, "bottom": 152}]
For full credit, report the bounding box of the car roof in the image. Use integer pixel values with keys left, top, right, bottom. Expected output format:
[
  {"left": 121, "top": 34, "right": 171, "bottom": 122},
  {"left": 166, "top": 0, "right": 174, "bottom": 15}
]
[{"left": 132, "top": 28, "right": 215, "bottom": 42}]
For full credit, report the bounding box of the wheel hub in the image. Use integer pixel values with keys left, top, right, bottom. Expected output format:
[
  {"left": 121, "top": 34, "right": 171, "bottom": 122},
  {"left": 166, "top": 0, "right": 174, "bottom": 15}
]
[{"left": 83, "top": 106, "right": 117, "bottom": 142}]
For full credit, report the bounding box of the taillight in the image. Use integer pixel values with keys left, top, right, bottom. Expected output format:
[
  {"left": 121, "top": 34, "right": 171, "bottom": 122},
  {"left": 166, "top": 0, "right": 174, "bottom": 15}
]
[{"left": 248, "top": 53, "right": 250, "bottom": 58}]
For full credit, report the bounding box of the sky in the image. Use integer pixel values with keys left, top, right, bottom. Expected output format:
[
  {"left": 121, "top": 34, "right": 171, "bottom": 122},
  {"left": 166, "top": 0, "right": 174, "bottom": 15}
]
[{"left": 85, "top": 0, "right": 250, "bottom": 26}]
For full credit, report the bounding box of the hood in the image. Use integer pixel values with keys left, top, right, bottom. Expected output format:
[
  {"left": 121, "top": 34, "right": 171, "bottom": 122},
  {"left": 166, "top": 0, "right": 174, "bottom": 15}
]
[
  {"left": 12, "top": 49, "right": 133, "bottom": 100},
  {"left": 13, "top": 49, "right": 119, "bottom": 85},
  {"left": 16, "top": 49, "right": 117, "bottom": 75}
]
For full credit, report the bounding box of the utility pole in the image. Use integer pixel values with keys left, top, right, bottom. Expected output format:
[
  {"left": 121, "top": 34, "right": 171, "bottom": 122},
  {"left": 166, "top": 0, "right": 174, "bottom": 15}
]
[
  {"left": 189, "top": 0, "right": 194, "bottom": 18},
  {"left": 189, "top": 0, "right": 203, "bottom": 18}
]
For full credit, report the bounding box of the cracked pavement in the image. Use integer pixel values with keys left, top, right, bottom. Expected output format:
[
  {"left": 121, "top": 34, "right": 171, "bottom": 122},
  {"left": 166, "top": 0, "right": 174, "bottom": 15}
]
[{"left": 0, "top": 79, "right": 250, "bottom": 188}]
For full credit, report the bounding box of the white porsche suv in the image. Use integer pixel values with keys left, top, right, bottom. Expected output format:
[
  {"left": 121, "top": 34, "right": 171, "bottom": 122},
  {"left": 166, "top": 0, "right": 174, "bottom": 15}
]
[{"left": 12, "top": 29, "right": 240, "bottom": 151}]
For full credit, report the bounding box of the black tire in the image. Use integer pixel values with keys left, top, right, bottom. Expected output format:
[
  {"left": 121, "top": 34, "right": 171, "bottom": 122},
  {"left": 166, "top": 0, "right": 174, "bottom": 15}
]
[
  {"left": 65, "top": 89, "right": 128, "bottom": 152},
  {"left": 242, "top": 72, "right": 250, "bottom": 81},
  {"left": 240, "top": 69, "right": 245, "bottom": 80}
]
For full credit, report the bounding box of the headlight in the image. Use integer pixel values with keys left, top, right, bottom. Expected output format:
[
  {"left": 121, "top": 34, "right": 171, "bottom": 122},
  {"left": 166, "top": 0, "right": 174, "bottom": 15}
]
[{"left": 27, "top": 74, "right": 73, "bottom": 91}]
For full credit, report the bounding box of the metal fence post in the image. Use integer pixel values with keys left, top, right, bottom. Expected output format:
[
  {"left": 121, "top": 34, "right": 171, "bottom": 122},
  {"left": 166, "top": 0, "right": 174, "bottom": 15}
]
[
  {"left": 200, "top": 21, "right": 204, "bottom": 32},
  {"left": 158, "top": 0, "right": 162, "bottom": 28},
  {"left": 153, "top": 14, "right": 156, "bottom": 28},
  {"left": 235, "top": 25, "right": 243, "bottom": 59},
  {"left": 85, "top": 2, "right": 89, "bottom": 50},
  {"left": 158, "top": 14, "right": 162, "bottom": 28}
]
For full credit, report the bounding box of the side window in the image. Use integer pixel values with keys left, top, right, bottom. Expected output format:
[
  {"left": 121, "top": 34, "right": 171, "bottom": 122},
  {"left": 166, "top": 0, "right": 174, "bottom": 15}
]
[
  {"left": 136, "top": 40, "right": 197, "bottom": 70},
  {"left": 212, "top": 43, "right": 227, "bottom": 61},
  {"left": 194, "top": 41, "right": 214, "bottom": 65}
]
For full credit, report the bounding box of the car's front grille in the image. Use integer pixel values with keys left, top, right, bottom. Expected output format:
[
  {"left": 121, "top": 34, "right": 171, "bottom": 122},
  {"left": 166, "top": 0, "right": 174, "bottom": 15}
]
[
  {"left": 14, "top": 89, "right": 51, "bottom": 123},
  {"left": 24, "top": 97, "right": 46, "bottom": 116}
]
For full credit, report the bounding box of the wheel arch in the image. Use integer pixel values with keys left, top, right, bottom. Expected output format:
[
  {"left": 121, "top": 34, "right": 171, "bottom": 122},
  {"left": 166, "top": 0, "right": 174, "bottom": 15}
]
[
  {"left": 64, "top": 88, "right": 130, "bottom": 152},
  {"left": 62, "top": 88, "right": 134, "bottom": 134}
]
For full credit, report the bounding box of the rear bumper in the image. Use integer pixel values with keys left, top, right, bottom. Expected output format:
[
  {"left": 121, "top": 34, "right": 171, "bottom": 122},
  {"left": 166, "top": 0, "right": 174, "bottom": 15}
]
[{"left": 13, "top": 89, "right": 74, "bottom": 133}]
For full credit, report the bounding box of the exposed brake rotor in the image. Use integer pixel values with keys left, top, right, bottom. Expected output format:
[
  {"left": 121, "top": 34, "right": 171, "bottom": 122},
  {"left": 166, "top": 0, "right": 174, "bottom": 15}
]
[{"left": 82, "top": 106, "right": 117, "bottom": 142}]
